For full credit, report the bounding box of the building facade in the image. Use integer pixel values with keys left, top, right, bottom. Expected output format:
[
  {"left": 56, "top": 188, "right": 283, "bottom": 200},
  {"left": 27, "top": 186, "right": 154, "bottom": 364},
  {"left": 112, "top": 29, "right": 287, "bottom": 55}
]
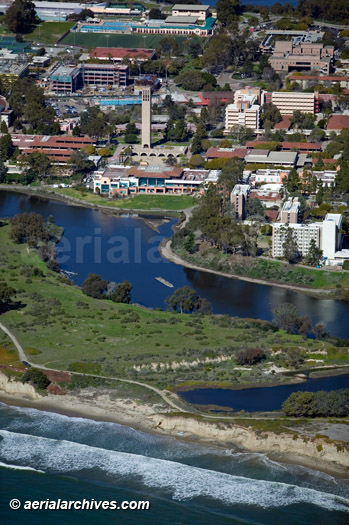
[
  {"left": 224, "top": 88, "right": 261, "bottom": 134},
  {"left": 269, "top": 41, "right": 334, "bottom": 75},
  {"left": 230, "top": 184, "right": 250, "bottom": 220}
]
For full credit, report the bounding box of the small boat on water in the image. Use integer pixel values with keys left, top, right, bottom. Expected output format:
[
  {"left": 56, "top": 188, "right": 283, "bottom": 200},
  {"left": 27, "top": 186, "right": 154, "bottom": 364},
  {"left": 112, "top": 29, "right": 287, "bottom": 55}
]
[
  {"left": 61, "top": 270, "right": 78, "bottom": 276},
  {"left": 155, "top": 276, "right": 174, "bottom": 288}
]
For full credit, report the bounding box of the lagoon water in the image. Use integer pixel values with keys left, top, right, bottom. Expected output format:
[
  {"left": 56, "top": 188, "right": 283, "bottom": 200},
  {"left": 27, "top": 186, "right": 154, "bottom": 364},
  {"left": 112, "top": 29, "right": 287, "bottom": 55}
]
[
  {"left": 1, "top": 190, "right": 349, "bottom": 523},
  {"left": 1, "top": 190, "right": 349, "bottom": 338},
  {"left": 1, "top": 403, "right": 349, "bottom": 524}
]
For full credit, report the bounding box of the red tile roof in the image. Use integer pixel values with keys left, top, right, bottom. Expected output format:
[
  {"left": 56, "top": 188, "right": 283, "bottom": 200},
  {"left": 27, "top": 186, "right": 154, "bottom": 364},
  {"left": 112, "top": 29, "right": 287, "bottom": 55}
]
[
  {"left": 288, "top": 75, "right": 349, "bottom": 81},
  {"left": 245, "top": 141, "right": 321, "bottom": 151},
  {"left": 327, "top": 115, "right": 349, "bottom": 130},
  {"left": 264, "top": 210, "right": 279, "bottom": 222},
  {"left": 274, "top": 116, "right": 291, "bottom": 129},
  {"left": 205, "top": 147, "right": 247, "bottom": 159},
  {"left": 90, "top": 48, "right": 155, "bottom": 60},
  {"left": 312, "top": 157, "right": 338, "bottom": 165}
]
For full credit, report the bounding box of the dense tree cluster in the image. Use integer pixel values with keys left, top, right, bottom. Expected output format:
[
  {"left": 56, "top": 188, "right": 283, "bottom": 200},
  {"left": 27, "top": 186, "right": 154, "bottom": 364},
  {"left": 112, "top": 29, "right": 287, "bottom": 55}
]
[
  {"left": 0, "top": 282, "right": 15, "bottom": 313},
  {"left": 166, "top": 286, "right": 211, "bottom": 314},
  {"left": 235, "top": 348, "right": 266, "bottom": 365},
  {"left": 282, "top": 389, "right": 349, "bottom": 417},
  {"left": 22, "top": 368, "right": 50, "bottom": 390},
  {"left": 81, "top": 273, "right": 133, "bottom": 303},
  {"left": 10, "top": 212, "right": 50, "bottom": 246},
  {"left": 5, "top": 0, "right": 37, "bottom": 34},
  {"left": 245, "top": 0, "right": 349, "bottom": 23},
  {"left": 7, "top": 78, "right": 57, "bottom": 134},
  {"left": 272, "top": 303, "right": 311, "bottom": 336}
]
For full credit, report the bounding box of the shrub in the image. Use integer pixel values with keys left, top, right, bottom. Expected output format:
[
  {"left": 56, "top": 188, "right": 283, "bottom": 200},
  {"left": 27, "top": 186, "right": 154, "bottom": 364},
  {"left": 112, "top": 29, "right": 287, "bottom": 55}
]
[
  {"left": 22, "top": 368, "right": 50, "bottom": 390},
  {"left": 235, "top": 348, "right": 266, "bottom": 365}
]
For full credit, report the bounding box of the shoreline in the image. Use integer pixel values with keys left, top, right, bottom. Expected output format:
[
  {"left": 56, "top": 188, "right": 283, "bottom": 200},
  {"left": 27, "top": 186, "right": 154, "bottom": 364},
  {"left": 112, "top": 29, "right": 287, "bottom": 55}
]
[
  {"left": 1, "top": 184, "right": 344, "bottom": 297},
  {"left": 0, "top": 185, "right": 184, "bottom": 219},
  {"left": 159, "top": 239, "right": 339, "bottom": 298},
  {"left": 0, "top": 390, "right": 348, "bottom": 479}
]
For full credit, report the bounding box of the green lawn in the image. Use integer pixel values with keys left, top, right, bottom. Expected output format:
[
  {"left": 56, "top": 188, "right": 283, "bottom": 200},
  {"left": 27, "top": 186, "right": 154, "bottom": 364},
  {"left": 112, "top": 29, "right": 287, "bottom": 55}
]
[
  {"left": 26, "top": 21, "right": 76, "bottom": 45},
  {"left": 61, "top": 31, "right": 188, "bottom": 49},
  {"left": 54, "top": 187, "right": 196, "bottom": 210},
  {"left": 0, "top": 223, "right": 339, "bottom": 387}
]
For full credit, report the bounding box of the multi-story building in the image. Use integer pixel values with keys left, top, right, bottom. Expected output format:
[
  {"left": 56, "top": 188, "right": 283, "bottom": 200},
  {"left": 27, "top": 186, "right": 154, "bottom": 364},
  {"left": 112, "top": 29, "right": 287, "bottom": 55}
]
[
  {"left": 280, "top": 197, "right": 300, "bottom": 224},
  {"left": 264, "top": 91, "right": 316, "bottom": 115},
  {"left": 81, "top": 63, "right": 128, "bottom": 87},
  {"left": 6, "top": 134, "right": 95, "bottom": 163},
  {"left": 269, "top": 41, "right": 334, "bottom": 75},
  {"left": 89, "top": 48, "right": 156, "bottom": 63},
  {"left": 272, "top": 222, "right": 321, "bottom": 258},
  {"left": 272, "top": 213, "right": 343, "bottom": 263},
  {"left": 230, "top": 184, "right": 250, "bottom": 220},
  {"left": 0, "top": 61, "right": 28, "bottom": 88},
  {"left": 171, "top": 4, "right": 210, "bottom": 21},
  {"left": 224, "top": 88, "right": 261, "bottom": 134},
  {"left": 49, "top": 65, "right": 82, "bottom": 94},
  {"left": 255, "top": 169, "right": 289, "bottom": 185}
]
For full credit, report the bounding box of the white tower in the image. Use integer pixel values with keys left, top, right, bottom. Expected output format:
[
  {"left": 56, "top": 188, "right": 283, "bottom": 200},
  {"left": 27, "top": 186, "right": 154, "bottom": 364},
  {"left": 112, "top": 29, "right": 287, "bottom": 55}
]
[{"left": 141, "top": 87, "right": 151, "bottom": 148}]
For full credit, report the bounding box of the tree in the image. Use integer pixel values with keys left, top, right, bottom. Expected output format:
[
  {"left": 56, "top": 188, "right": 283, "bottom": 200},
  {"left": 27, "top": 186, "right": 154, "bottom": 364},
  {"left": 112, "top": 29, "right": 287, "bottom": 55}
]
[
  {"left": 261, "top": 103, "right": 282, "bottom": 126},
  {"left": 148, "top": 8, "right": 165, "bottom": 19},
  {"left": 0, "top": 134, "right": 14, "bottom": 161},
  {"left": 313, "top": 322, "right": 328, "bottom": 340},
  {"left": 0, "top": 120, "right": 8, "bottom": 133},
  {"left": 0, "top": 158, "right": 7, "bottom": 183},
  {"left": 70, "top": 150, "right": 95, "bottom": 175},
  {"left": 111, "top": 280, "right": 132, "bottom": 304},
  {"left": 24, "top": 151, "right": 51, "bottom": 178},
  {"left": 282, "top": 227, "right": 300, "bottom": 263},
  {"left": 304, "top": 238, "right": 322, "bottom": 266},
  {"left": 0, "top": 281, "right": 15, "bottom": 312},
  {"left": 246, "top": 198, "right": 264, "bottom": 219},
  {"left": 272, "top": 303, "right": 300, "bottom": 333},
  {"left": 5, "top": 0, "right": 37, "bottom": 34},
  {"left": 81, "top": 273, "right": 109, "bottom": 299},
  {"left": 166, "top": 286, "right": 202, "bottom": 313},
  {"left": 216, "top": 0, "right": 242, "bottom": 26},
  {"left": 188, "top": 38, "right": 202, "bottom": 58},
  {"left": 235, "top": 348, "right": 265, "bottom": 365},
  {"left": 282, "top": 392, "right": 317, "bottom": 417},
  {"left": 189, "top": 154, "right": 204, "bottom": 168},
  {"left": 10, "top": 212, "right": 49, "bottom": 246},
  {"left": 22, "top": 368, "right": 50, "bottom": 390},
  {"left": 283, "top": 168, "right": 301, "bottom": 193}
]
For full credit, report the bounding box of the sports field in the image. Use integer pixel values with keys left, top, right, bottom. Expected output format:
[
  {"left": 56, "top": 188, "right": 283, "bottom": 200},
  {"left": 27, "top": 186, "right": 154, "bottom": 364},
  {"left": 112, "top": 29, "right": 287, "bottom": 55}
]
[{"left": 61, "top": 31, "right": 188, "bottom": 48}]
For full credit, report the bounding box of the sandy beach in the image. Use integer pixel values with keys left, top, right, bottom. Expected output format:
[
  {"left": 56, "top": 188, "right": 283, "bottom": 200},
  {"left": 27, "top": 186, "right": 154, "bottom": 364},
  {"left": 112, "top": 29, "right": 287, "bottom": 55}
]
[{"left": 1, "top": 388, "right": 348, "bottom": 479}]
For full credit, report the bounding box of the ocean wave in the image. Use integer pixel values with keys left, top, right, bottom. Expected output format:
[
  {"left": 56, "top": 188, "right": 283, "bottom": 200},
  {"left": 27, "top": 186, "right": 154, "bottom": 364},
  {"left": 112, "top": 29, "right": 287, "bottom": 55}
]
[
  {"left": 0, "top": 461, "right": 44, "bottom": 473},
  {"left": 0, "top": 430, "right": 348, "bottom": 512}
]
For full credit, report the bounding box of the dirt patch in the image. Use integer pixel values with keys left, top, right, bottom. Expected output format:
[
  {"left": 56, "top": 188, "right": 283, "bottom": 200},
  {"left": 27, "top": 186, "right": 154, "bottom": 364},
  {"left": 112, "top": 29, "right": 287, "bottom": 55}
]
[{"left": 43, "top": 370, "right": 71, "bottom": 383}]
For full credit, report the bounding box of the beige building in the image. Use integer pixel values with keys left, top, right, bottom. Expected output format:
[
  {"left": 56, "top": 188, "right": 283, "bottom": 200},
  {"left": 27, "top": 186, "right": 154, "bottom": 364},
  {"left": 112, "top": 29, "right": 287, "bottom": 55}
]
[
  {"left": 269, "top": 91, "right": 315, "bottom": 115},
  {"left": 141, "top": 87, "right": 152, "bottom": 149},
  {"left": 231, "top": 184, "right": 250, "bottom": 220},
  {"left": 269, "top": 41, "right": 334, "bottom": 75},
  {"left": 224, "top": 88, "right": 261, "bottom": 134},
  {"left": 280, "top": 197, "right": 300, "bottom": 224},
  {"left": 171, "top": 4, "right": 210, "bottom": 21}
]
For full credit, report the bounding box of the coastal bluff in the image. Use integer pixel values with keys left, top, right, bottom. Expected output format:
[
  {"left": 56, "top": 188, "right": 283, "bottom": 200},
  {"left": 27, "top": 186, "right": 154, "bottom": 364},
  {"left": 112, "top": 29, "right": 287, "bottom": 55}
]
[
  {"left": 152, "top": 415, "right": 349, "bottom": 471},
  {"left": 0, "top": 371, "right": 41, "bottom": 400}
]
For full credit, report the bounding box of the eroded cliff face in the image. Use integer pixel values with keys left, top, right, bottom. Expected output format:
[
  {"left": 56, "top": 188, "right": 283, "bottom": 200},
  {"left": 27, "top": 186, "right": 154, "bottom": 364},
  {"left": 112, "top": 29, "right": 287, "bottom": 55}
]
[
  {"left": 0, "top": 371, "right": 41, "bottom": 400},
  {"left": 152, "top": 415, "right": 349, "bottom": 469}
]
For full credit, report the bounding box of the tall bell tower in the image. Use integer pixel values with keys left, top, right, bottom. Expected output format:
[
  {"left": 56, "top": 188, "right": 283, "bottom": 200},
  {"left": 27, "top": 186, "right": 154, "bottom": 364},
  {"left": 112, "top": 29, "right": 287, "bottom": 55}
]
[{"left": 141, "top": 87, "right": 152, "bottom": 148}]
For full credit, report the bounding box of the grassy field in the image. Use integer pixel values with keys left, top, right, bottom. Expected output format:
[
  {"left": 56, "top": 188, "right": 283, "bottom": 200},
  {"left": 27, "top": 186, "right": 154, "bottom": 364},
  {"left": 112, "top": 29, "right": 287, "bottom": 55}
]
[
  {"left": 61, "top": 31, "right": 188, "bottom": 48},
  {"left": 53, "top": 187, "right": 196, "bottom": 210},
  {"left": 26, "top": 21, "right": 76, "bottom": 45},
  {"left": 1, "top": 222, "right": 346, "bottom": 388}
]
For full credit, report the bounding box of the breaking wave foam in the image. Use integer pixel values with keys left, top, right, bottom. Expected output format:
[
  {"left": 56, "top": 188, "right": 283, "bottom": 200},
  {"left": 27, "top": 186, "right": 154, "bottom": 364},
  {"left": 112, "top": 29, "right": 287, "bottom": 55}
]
[{"left": 0, "top": 430, "right": 348, "bottom": 512}]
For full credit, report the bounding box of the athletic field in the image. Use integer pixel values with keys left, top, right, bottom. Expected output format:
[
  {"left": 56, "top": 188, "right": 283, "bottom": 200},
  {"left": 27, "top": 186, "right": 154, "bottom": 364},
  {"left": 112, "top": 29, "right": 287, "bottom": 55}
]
[{"left": 61, "top": 31, "right": 188, "bottom": 48}]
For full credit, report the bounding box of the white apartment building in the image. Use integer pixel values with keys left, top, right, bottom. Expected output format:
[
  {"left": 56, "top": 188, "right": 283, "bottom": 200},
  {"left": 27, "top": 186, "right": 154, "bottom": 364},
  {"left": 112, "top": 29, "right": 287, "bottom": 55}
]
[
  {"left": 269, "top": 91, "right": 315, "bottom": 115},
  {"left": 272, "top": 223, "right": 321, "bottom": 258},
  {"left": 224, "top": 89, "right": 261, "bottom": 134},
  {"left": 272, "top": 213, "right": 343, "bottom": 263},
  {"left": 255, "top": 169, "right": 289, "bottom": 184}
]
